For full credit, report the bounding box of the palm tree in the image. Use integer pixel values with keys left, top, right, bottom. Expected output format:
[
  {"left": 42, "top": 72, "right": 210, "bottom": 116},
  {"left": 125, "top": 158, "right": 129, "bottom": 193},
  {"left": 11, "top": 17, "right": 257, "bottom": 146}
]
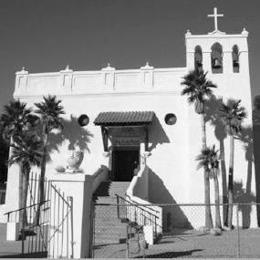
[
  {"left": 34, "top": 95, "right": 65, "bottom": 222},
  {"left": 0, "top": 100, "right": 32, "bottom": 225},
  {"left": 181, "top": 68, "right": 217, "bottom": 229},
  {"left": 219, "top": 99, "right": 247, "bottom": 228},
  {"left": 197, "top": 145, "right": 222, "bottom": 229},
  {"left": 0, "top": 100, "right": 32, "bottom": 140},
  {"left": 9, "top": 132, "right": 42, "bottom": 229}
]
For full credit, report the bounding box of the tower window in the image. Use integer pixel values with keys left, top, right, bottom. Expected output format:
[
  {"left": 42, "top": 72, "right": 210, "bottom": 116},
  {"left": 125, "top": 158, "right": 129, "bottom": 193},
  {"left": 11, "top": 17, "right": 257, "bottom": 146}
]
[
  {"left": 232, "top": 45, "right": 240, "bottom": 73},
  {"left": 194, "top": 46, "right": 203, "bottom": 71},
  {"left": 211, "top": 43, "right": 223, "bottom": 74}
]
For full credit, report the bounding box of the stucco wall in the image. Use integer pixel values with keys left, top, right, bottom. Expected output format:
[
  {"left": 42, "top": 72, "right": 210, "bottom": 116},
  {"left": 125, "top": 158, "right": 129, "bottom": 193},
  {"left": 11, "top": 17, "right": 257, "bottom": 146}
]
[{"left": 4, "top": 29, "right": 257, "bottom": 229}]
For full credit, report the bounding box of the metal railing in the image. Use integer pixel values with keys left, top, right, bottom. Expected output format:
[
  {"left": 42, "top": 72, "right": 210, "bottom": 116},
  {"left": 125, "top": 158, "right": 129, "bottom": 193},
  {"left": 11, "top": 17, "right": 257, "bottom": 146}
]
[
  {"left": 3, "top": 172, "right": 74, "bottom": 258},
  {"left": 115, "top": 194, "right": 161, "bottom": 236},
  {"left": 93, "top": 202, "right": 260, "bottom": 258},
  {"left": 48, "top": 183, "right": 74, "bottom": 259},
  {"left": 5, "top": 199, "right": 50, "bottom": 255}
]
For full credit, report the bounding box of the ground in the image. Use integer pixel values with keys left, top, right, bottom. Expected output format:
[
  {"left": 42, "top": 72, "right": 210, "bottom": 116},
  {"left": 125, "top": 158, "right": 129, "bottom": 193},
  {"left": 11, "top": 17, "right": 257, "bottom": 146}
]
[
  {"left": 0, "top": 224, "right": 47, "bottom": 258},
  {"left": 94, "top": 228, "right": 260, "bottom": 258},
  {"left": 1, "top": 223, "right": 260, "bottom": 258}
]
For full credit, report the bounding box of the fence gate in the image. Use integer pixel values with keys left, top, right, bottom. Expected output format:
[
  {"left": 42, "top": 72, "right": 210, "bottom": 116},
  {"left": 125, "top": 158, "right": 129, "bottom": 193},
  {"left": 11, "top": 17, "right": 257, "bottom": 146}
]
[
  {"left": 5, "top": 172, "right": 74, "bottom": 258},
  {"left": 48, "top": 182, "right": 74, "bottom": 258}
]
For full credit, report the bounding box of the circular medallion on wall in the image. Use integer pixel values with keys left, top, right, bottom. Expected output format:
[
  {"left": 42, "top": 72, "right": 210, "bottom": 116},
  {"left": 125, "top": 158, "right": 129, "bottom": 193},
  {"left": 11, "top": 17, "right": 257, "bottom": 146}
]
[
  {"left": 164, "top": 113, "right": 177, "bottom": 125},
  {"left": 78, "top": 114, "right": 90, "bottom": 126}
]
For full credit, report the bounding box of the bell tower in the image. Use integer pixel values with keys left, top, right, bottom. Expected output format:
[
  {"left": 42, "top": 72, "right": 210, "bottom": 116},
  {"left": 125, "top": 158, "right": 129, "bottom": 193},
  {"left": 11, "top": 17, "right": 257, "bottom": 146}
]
[{"left": 185, "top": 7, "right": 251, "bottom": 108}]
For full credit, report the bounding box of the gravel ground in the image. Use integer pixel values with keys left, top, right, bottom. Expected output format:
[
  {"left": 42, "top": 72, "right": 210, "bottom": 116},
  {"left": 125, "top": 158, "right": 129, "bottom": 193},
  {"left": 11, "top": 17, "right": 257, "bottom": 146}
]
[
  {"left": 0, "top": 224, "right": 47, "bottom": 258},
  {"left": 94, "top": 228, "right": 260, "bottom": 258},
  {"left": 1, "top": 223, "right": 260, "bottom": 258}
]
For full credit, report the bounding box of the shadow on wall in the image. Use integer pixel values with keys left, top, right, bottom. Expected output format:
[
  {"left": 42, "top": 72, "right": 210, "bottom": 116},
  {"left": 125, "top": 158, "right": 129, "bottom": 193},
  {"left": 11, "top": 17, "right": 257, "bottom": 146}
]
[
  {"left": 253, "top": 95, "right": 260, "bottom": 226},
  {"left": 47, "top": 115, "right": 93, "bottom": 162},
  {"left": 204, "top": 95, "right": 228, "bottom": 224},
  {"left": 233, "top": 181, "right": 255, "bottom": 228},
  {"left": 238, "top": 126, "right": 255, "bottom": 228},
  {"left": 146, "top": 166, "right": 192, "bottom": 232},
  {"left": 204, "top": 95, "right": 256, "bottom": 227},
  {"left": 148, "top": 115, "right": 170, "bottom": 151}
]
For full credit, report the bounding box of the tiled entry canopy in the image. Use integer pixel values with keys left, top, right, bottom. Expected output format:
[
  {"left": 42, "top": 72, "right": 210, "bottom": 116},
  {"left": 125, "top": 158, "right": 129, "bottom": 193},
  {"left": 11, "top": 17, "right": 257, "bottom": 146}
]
[
  {"left": 94, "top": 111, "right": 155, "bottom": 126},
  {"left": 94, "top": 111, "right": 155, "bottom": 151}
]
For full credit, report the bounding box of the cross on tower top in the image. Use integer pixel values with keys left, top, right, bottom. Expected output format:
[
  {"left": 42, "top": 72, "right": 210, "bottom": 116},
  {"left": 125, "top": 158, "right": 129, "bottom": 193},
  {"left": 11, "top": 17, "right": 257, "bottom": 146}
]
[{"left": 208, "top": 7, "right": 224, "bottom": 32}]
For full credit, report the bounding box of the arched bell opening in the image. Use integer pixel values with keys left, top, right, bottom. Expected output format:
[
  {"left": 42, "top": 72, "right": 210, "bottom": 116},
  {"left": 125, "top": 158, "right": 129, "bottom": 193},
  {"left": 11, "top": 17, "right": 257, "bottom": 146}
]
[
  {"left": 194, "top": 45, "right": 203, "bottom": 71},
  {"left": 232, "top": 45, "right": 240, "bottom": 73},
  {"left": 211, "top": 42, "right": 223, "bottom": 74}
]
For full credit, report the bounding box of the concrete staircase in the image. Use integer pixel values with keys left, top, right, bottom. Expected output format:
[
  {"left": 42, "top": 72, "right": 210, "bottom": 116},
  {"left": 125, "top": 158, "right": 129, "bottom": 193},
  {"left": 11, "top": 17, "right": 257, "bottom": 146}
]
[{"left": 93, "top": 181, "right": 130, "bottom": 245}]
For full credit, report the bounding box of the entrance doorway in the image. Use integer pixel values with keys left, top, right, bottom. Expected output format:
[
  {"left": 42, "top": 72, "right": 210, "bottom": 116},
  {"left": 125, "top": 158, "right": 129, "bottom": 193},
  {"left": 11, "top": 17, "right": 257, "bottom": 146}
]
[{"left": 112, "top": 147, "right": 139, "bottom": 181}]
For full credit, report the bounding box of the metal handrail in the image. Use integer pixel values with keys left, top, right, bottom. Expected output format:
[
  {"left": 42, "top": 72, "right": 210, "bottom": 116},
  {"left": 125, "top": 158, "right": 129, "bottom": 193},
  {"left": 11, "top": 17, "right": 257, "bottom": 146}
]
[
  {"left": 115, "top": 194, "right": 159, "bottom": 220},
  {"left": 4, "top": 200, "right": 50, "bottom": 216},
  {"left": 125, "top": 194, "right": 160, "bottom": 214}
]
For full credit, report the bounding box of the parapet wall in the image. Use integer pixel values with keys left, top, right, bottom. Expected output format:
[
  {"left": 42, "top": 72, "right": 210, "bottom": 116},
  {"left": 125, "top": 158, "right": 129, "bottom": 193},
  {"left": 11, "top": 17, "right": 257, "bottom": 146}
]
[{"left": 14, "top": 64, "right": 187, "bottom": 98}]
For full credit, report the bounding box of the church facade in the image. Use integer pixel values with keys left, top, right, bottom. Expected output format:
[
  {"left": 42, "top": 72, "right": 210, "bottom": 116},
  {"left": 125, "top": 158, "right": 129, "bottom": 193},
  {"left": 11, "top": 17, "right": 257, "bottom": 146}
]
[{"left": 2, "top": 8, "right": 257, "bottom": 231}]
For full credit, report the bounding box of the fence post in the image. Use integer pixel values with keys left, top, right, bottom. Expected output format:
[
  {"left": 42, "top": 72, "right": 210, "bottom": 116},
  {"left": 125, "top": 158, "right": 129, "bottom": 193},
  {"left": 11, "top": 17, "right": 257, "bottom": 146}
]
[
  {"left": 236, "top": 204, "right": 240, "bottom": 258},
  {"left": 116, "top": 195, "right": 120, "bottom": 219},
  {"left": 90, "top": 200, "right": 95, "bottom": 259},
  {"left": 68, "top": 196, "right": 74, "bottom": 259},
  {"left": 125, "top": 225, "right": 129, "bottom": 258},
  {"left": 21, "top": 209, "right": 25, "bottom": 254}
]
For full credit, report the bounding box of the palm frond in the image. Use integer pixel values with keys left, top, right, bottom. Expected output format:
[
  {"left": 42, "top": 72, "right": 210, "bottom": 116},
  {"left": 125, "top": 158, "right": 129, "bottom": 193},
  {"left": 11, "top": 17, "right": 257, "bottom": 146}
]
[
  {"left": 9, "top": 132, "right": 43, "bottom": 168},
  {"left": 0, "top": 100, "right": 32, "bottom": 140},
  {"left": 219, "top": 99, "right": 247, "bottom": 135},
  {"left": 196, "top": 145, "right": 219, "bottom": 176},
  {"left": 34, "top": 95, "right": 65, "bottom": 133},
  {"left": 181, "top": 69, "right": 217, "bottom": 111}
]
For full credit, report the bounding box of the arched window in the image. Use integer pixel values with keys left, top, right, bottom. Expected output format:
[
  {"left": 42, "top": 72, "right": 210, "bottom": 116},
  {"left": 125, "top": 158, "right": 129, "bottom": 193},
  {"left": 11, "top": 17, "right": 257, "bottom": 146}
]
[
  {"left": 194, "top": 46, "right": 203, "bottom": 71},
  {"left": 232, "top": 45, "right": 239, "bottom": 73},
  {"left": 211, "top": 43, "right": 223, "bottom": 73}
]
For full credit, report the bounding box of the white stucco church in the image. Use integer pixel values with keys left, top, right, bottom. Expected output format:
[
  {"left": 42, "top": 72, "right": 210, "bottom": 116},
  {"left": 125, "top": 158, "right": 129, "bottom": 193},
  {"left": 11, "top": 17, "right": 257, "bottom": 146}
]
[{"left": 0, "top": 7, "right": 258, "bottom": 257}]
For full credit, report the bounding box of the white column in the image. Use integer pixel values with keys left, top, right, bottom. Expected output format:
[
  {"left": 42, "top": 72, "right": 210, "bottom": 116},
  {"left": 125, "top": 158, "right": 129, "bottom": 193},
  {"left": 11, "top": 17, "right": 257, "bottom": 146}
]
[
  {"left": 140, "top": 143, "right": 150, "bottom": 200},
  {"left": 203, "top": 51, "right": 211, "bottom": 73},
  {"left": 139, "top": 62, "right": 154, "bottom": 88},
  {"left": 60, "top": 66, "right": 73, "bottom": 92},
  {"left": 223, "top": 51, "right": 232, "bottom": 74},
  {"left": 101, "top": 64, "right": 115, "bottom": 90},
  {"left": 49, "top": 174, "right": 94, "bottom": 258}
]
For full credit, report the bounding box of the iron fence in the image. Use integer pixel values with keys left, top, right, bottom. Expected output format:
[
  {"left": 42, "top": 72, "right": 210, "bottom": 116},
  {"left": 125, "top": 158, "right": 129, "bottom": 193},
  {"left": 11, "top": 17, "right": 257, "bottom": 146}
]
[
  {"left": 4, "top": 172, "right": 73, "bottom": 258},
  {"left": 93, "top": 202, "right": 260, "bottom": 258}
]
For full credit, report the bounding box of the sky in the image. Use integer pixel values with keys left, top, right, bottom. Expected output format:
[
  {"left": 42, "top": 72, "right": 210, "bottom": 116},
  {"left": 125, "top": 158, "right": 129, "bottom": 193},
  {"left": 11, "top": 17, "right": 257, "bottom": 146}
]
[{"left": 0, "top": 0, "right": 260, "bottom": 113}]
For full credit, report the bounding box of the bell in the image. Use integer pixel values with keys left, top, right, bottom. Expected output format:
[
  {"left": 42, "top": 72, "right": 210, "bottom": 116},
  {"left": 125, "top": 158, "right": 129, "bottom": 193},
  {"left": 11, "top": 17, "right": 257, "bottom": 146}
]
[
  {"left": 196, "top": 61, "right": 202, "bottom": 67},
  {"left": 212, "top": 58, "right": 221, "bottom": 68},
  {"left": 233, "top": 60, "right": 239, "bottom": 67}
]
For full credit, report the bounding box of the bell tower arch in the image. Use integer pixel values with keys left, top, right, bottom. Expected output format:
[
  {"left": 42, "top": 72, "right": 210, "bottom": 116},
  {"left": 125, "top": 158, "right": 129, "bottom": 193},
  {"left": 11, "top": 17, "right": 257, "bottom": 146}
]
[{"left": 185, "top": 8, "right": 251, "bottom": 105}]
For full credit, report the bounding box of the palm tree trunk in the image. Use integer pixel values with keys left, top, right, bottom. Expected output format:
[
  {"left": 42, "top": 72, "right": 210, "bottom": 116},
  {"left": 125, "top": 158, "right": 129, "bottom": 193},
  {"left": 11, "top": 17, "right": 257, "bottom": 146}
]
[
  {"left": 214, "top": 170, "right": 222, "bottom": 229},
  {"left": 228, "top": 134, "right": 235, "bottom": 228},
  {"left": 201, "top": 113, "right": 207, "bottom": 149},
  {"left": 220, "top": 139, "right": 228, "bottom": 226},
  {"left": 22, "top": 166, "right": 30, "bottom": 228},
  {"left": 18, "top": 163, "right": 24, "bottom": 230},
  {"left": 201, "top": 113, "right": 213, "bottom": 229},
  {"left": 35, "top": 129, "right": 48, "bottom": 225}
]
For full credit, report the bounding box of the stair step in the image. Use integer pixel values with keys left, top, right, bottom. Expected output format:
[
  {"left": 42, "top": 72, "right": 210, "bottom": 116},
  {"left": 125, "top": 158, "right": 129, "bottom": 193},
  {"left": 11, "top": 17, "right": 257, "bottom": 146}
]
[{"left": 93, "top": 181, "right": 133, "bottom": 245}]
